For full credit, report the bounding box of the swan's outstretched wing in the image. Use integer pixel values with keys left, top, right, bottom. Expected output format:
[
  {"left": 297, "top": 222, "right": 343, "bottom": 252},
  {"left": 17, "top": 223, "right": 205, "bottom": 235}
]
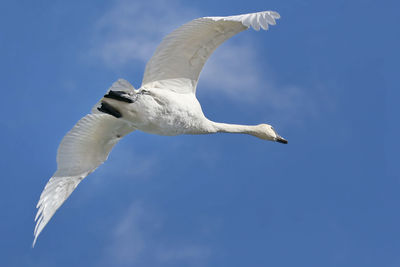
[
  {"left": 141, "top": 11, "right": 280, "bottom": 94},
  {"left": 33, "top": 114, "right": 135, "bottom": 246}
]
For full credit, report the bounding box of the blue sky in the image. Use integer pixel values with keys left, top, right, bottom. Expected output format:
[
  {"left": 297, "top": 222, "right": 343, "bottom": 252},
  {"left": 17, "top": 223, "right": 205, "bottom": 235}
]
[{"left": 0, "top": 0, "right": 398, "bottom": 266}]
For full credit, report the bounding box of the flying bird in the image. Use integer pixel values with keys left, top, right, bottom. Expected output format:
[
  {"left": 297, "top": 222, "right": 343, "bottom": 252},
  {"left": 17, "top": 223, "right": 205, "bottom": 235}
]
[{"left": 33, "top": 10, "right": 286, "bottom": 246}]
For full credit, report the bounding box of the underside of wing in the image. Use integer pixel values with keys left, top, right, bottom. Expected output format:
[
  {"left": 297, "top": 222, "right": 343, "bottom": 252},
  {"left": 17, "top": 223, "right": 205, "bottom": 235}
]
[
  {"left": 33, "top": 114, "right": 135, "bottom": 246},
  {"left": 141, "top": 11, "right": 280, "bottom": 94}
]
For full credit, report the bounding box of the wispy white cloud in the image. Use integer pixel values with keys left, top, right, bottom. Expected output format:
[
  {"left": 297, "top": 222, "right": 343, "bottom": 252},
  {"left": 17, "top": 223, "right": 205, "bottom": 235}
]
[
  {"left": 91, "top": 0, "right": 197, "bottom": 68},
  {"left": 156, "top": 244, "right": 211, "bottom": 263},
  {"left": 102, "top": 142, "right": 158, "bottom": 180},
  {"left": 105, "top": 203, "right": 146, "bottom": 264},
  {"left": 81, "top": 142, "right": 158, "bottom": 198},
  {"left": 100, "top": 201, "right": 212, "bottom": 266},
  {"left": 200, "top": 41, "right": 264, "bottom": 101}
]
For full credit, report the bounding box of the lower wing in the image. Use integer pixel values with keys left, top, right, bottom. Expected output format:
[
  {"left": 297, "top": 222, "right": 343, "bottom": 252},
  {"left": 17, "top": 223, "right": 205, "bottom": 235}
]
[{"left": 33, "top": 113, "right": 135, "bottom": 246}]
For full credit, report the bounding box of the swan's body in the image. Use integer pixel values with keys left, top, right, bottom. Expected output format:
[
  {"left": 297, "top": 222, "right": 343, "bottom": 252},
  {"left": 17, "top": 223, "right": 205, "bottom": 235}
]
[
  {"left": 33, "top": 10, "right": 287, "bottom": 246},
  {"left": 114, "top": 87, "right": 210, "bottom": 135}
]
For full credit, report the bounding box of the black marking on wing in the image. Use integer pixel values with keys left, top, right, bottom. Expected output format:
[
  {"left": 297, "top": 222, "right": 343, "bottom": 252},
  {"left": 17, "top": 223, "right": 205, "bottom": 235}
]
[
  {"left": 104, "top": 90, "right": 134, "bottom": 103},
  {"left": 97, "top": 102, "right": 122, "bottom": 118}
]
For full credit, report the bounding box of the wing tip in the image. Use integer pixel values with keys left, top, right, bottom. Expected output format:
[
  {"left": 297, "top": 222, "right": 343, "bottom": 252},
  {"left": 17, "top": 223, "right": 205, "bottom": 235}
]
[
  {"left": 32, "top": 220, "right": 42, "bottom": 248},
  {"left": 32, "top": 236, "right": 38, "bottom": 248},
  {"left": 269, "top": 11, "right": 281, "bottom": 19},
  {"left": 204, "top": 10, "right": 281, "bottom": 31}
]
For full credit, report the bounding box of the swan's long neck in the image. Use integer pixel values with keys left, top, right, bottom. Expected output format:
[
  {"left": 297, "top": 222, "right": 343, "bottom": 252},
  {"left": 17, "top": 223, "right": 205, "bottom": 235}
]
[
  {"left": 209, "top": 121, "right": 261, "bottom": 137},
  {"left": 202, "top": 120, "right": 282, "bottom": 142}
]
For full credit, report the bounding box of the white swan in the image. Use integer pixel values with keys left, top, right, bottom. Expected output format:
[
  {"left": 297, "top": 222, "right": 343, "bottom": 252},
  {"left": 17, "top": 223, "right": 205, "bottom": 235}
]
[{"left": 33, "top": 10, "right": 287, "bottom": 246}]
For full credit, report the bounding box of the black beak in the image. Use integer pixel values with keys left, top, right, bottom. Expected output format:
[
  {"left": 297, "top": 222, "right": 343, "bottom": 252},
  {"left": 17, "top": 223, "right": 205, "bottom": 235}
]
[{"left": 276, "top": 135, "right": 288, "bottom": 144}]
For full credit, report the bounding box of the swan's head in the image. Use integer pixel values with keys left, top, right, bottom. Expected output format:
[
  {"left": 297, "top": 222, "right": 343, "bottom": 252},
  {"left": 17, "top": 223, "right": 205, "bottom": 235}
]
[{"left": 256, "top": 124, "right": 288, "bottom": 144}]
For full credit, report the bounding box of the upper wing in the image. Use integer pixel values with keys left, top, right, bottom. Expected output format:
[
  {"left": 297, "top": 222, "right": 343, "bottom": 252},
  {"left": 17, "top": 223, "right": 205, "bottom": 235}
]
[
  {"left": 141, "top": 11, "right": 280, "bottom": 94},
  {"left": 33, "top": 113, "right": 135, "bottom": 246}
]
